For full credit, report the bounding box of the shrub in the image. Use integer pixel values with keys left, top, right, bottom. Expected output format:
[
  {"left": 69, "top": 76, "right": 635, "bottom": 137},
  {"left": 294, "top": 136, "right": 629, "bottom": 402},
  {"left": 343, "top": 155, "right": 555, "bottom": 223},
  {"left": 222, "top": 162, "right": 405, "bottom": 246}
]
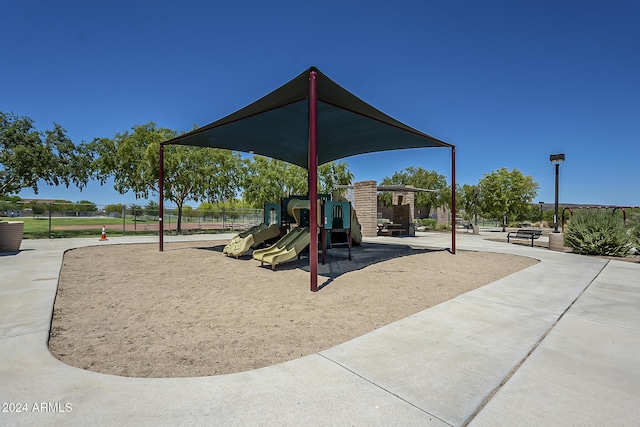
[
  {"left": 630, "top": 223, "right": 640, "bottom": 249},
  {"left": 416, "top": 218, "right": 437, "bottom": 230},
  {"left": 564, "top": 211, "right": 631, "bottom": 256},
  {"left": 436, "top": 223, "right": 452, "bottom": 231}
]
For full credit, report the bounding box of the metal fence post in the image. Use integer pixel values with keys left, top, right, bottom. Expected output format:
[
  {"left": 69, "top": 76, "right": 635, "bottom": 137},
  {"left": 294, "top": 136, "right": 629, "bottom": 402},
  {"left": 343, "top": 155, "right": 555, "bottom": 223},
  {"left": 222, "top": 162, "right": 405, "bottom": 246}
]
[{"left": 48, "top": 203, "right": 52, "bottom": 239}]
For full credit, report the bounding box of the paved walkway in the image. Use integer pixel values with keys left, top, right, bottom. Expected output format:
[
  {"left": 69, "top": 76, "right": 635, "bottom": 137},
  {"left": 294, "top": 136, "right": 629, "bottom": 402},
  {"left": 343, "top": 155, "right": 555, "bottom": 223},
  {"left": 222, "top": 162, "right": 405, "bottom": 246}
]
[{"left": 1, "top": 232, "right": 639, "bottom": 426}]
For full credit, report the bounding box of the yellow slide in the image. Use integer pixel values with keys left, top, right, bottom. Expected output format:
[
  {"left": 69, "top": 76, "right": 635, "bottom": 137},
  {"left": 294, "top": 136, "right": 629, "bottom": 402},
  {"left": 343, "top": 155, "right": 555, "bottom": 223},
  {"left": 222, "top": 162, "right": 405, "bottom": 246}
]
[
  {"left": 252, "top": 227, "right": 310, "bottom": 269},
  {"left": 350, "top": 207, "right": 363, "bottom": 245},
  {"left": 223, "top": 223, "right": 280, "bottom": 258}
]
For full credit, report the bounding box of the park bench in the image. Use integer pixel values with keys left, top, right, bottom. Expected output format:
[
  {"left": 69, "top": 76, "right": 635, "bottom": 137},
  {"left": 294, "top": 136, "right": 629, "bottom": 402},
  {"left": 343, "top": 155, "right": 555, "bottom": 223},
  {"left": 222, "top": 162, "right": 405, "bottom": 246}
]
[
  {"left": 507, "top": 229, "right": 542, "bottom": 247},
  {"left": 377, "top": 223, "right": 406, "bottom": 236}
]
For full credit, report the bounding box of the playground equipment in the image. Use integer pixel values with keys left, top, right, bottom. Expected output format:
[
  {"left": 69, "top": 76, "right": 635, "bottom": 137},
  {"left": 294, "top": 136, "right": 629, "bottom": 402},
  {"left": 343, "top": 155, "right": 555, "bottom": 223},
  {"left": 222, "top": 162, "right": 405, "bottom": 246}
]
[
  {"left": 222, "top": 222, "right": 280, "bottom": 258},
  {"left": 252, "top": 199, "right": 320, "bottom": 269},
  {"left": 319, "top": 200, "right": 360, "bottom": 264},
  {"left": 253, "top": 226, "right": 311, "bottom": 269},
  {"left": 251, "top": 196, "right": 362, "bottom": 269},
  {"left": 331, "top": 192, "right": 362, "bottom": 245}
]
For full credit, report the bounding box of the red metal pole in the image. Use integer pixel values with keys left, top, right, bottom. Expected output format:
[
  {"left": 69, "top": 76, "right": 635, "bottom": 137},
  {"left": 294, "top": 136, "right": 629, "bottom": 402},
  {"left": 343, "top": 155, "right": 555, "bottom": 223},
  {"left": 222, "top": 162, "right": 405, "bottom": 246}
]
[
  {"left": 309, "top": 70, "right": 319, "bottom": 292},
  {"left": 159, "top": 144, "right": 164, "bottom": 252},
  {"left": 451, "top": 146, "right": 456, "bottom": 254}
]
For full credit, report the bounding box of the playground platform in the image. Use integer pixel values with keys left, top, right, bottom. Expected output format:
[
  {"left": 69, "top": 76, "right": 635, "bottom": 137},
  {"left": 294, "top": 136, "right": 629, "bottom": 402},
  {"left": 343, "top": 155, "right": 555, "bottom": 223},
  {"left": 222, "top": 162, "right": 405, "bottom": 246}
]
[{"left": 1, "top": 231, "right": 639, "bottom": 426}]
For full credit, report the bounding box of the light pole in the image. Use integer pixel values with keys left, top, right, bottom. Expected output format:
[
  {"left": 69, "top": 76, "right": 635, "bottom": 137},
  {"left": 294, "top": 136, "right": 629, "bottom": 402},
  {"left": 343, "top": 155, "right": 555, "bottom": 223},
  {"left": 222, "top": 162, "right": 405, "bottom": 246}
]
[
  {"left": 473, "top": 188, "right": 480, "bottom": 226},
  {"left": 539, "top": 201, "right": 544, "bottom": 225},
  {"left": 549, "top": 154, "right": 565, "bottom": 233}
]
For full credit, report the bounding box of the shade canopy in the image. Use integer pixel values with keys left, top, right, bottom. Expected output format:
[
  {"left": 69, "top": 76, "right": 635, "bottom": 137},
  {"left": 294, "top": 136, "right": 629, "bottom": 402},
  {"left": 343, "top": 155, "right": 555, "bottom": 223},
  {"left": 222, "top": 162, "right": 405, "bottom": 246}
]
[
  {"left": 158, "top": 67, "right": 457, "bottom": 290},
  {"left": 162, "top": 66, "right": 453, "bottom": 167}
]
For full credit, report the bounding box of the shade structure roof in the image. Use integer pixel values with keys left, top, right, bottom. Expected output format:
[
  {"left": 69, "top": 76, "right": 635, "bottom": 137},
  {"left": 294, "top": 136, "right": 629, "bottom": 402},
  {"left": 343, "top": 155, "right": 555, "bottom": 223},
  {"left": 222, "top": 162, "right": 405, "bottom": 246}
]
[{"left": 162, "top": 67, "right": 453, "bottom": 167}]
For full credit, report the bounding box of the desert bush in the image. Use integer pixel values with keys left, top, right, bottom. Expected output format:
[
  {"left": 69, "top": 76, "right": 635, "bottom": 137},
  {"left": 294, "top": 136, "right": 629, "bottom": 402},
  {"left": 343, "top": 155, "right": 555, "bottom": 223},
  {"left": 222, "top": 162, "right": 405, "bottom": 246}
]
[
  {"left": 564, "top": 211, "right": 631, "bottom": 256},
  {"left": 630, "top": 223, "right": 640, "bottom": 249},
  {"left": 436, "top": 223, "right": 452, "bottom": 231},
  {"left": 416, "top": 218, "right": 437, "bottom": 230}
]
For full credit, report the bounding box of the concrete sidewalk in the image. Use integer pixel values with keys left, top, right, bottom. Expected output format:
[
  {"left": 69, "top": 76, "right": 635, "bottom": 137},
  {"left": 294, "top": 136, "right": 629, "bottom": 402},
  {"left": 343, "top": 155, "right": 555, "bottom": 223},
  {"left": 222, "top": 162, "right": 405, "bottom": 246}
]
[{"left": 1, "top": 233, "right": 638, "bottom": 426}]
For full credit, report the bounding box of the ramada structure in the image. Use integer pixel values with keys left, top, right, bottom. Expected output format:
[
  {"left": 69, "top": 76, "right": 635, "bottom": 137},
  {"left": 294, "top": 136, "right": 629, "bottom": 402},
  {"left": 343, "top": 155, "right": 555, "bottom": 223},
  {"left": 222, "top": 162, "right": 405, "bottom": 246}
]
[{"left": 158, "top": 67, "right": 456, "bottom": 291}]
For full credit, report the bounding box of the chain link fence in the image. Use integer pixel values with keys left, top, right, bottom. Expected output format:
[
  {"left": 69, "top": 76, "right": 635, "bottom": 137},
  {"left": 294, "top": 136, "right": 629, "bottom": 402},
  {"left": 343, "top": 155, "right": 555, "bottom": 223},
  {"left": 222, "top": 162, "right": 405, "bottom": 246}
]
[{"left": 3, "top": 201, "right": 263, "bottom": 238}]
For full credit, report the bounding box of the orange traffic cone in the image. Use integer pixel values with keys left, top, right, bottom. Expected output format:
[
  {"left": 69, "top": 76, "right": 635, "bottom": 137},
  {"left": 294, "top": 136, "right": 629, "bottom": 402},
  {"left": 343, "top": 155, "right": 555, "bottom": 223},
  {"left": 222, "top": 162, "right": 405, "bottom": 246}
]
[{"left": 99, "top": 225, "right": 108, "bottom": 241}]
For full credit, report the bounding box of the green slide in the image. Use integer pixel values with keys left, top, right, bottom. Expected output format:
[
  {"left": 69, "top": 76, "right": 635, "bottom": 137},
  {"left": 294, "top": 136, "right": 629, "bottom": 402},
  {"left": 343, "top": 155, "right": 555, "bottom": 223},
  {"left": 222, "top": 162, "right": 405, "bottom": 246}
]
[
  {"left": 252, "top": 227, "right": 310, "bottom": 269},
  {"left": 223, "top": 223, "right": 280, "bottom": 258}
]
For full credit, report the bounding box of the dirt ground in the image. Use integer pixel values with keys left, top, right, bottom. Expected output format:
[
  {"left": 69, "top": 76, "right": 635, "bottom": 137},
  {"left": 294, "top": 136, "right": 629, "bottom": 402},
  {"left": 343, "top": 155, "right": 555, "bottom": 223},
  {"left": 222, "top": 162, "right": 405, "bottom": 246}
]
[{"left": 49, "top": 241, "right": 538, "bottom": 378}]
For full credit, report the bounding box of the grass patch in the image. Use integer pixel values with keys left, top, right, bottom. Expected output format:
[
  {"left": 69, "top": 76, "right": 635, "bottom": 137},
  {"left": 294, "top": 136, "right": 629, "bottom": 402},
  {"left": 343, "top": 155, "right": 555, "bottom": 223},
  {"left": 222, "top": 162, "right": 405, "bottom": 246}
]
[{"left": 13, "top": 216, "right": 234, "bottom": 239}]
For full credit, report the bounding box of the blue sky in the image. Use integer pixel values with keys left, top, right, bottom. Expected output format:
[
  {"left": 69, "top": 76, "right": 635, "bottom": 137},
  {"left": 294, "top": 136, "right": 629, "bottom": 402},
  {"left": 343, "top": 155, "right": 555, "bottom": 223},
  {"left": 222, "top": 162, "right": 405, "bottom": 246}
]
[{"left": 3, "top": 0, "right": 639, "bottom": 207}]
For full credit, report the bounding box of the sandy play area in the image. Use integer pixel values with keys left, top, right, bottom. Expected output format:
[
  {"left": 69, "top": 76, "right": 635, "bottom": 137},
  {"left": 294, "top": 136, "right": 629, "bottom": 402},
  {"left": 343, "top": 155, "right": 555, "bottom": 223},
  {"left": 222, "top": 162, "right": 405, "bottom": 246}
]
[{"left": 49, "top": 240, "right": 538, "bottom": 378}]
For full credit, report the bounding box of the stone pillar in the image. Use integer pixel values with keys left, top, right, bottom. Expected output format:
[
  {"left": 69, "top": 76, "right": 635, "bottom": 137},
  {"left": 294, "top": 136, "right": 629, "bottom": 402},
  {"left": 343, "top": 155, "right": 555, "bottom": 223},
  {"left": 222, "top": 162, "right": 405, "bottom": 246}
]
[
  {"left": 353, "top": 180, "right": 378, "bottom": 238},
  {"left": 436, "top": 207, "right": 450, "bottom": 225},
  {"left": 549, "top": 232, "right": 565, "bottom": 252}
]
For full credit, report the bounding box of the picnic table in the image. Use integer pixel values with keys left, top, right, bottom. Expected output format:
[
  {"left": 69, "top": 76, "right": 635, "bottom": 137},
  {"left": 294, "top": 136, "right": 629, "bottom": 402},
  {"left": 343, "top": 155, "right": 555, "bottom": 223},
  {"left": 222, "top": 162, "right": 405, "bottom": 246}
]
[{"left": 377, "top": 223, "right": 406, "bottom": 236}]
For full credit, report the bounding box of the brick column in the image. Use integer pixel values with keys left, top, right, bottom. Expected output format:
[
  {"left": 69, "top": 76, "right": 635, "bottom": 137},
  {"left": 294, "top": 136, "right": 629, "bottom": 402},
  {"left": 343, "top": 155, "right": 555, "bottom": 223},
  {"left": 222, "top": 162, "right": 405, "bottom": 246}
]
[{"left": 353, "top": 180, "right": 378, "bottom": 238}]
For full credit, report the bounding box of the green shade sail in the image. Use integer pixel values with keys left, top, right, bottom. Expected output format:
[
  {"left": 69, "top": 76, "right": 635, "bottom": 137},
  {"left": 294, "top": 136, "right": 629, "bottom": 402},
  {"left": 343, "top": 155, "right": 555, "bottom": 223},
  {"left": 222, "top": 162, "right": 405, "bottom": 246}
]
[{"left": 162, "top": 67, "right": 453, "bottom": 167}]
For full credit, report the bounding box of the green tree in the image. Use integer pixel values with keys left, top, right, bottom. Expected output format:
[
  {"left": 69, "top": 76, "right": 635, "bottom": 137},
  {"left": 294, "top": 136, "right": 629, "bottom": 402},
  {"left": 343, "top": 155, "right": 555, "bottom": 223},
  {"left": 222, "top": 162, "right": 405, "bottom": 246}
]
[
  {"left": 181, "top": 205, "right": 194, "bottom": 221},
  {"left": 242, "top": 157, "right": 353, "bottom": 208},
  {"left": 144, "top": 200, "right": 159, "bottom": 218},
  {"left": 89, "top": 123, "right": 244, "bottom": 233},
  {"left": 318, "top": 161, "right": 354, "bottom": 195},
  {"left": 76, "top": 200, "right": 97, "bottom": 214},
  {"left": 198, "top": 201, "right": 215, "bottom": 219},
  {"left": 0, "top": 196, "right": 21, "bottom": 217},
  {"left": 478, "top": 168, "right": 539, "bottom": 231},
  {"left": 379, "top": 167, "right": 449, "bottom": 217},
  {"left": 105, "top": 204, "right": 123, "bottom": 217},
  {"left": 50, "top": 200, "right": 74, "bottom": 215},
  {"left": 0, "top": 112, "right": 91, "bottom": 198},
  {"left": 458, "top": 184, "right": 481, "bottom": 224},
  {"left": 128, "top": 204, "right": 143, "bottom": 216},
  {"left": 242, "top": 156, "right": 304, "bottom": 208},
  {"left": 29, "top": 201, "right": 47, "bottom": 217}
]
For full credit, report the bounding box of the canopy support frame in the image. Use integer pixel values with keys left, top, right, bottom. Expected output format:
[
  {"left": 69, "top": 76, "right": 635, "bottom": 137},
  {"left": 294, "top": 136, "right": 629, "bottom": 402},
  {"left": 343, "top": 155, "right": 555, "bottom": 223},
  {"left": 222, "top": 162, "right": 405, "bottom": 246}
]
[
  {"left": 159, "top": 144, "right": 164, "bottom": 252},
  {"left": 309, "top": 70, "right": 319, "bottom": 292}
]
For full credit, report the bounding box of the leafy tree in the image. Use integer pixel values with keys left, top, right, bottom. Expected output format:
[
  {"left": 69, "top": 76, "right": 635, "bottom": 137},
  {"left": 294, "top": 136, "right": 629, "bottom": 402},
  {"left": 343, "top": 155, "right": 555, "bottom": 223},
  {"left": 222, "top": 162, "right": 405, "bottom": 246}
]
[
  {"left": 105, "top": 204, "right": 123, "bottom": 217},
  {"left": 128, "top": 204, "right": 143, "bottom": 216},
  {"left": 179, "top": 205, "right": 193, "bottom": 219},
  {"left": 76, "top": 200, "right": 97, "bottom": 213},
  {"left": 318, "top": 161, "right": 354, "bottom": 195},
  {"left": 89, "top": 123, "right": 244, "bottom": 233},
  {"left": 242, "top": 156, "right": 304, "bottom": 208},
  {"left": 0, "top": 111, "right": 91, "bottom": 198},
  {"left": 242, "top": 156, "right": 353, "bottom": 208},
  {"left": 458, "top": 184, "right": 481, "bottom": 224},
  {"left": 379, "top": 167, "right": 449, "bottom": 217},
  {"left": 478, "top": 167, "right": 539, "bottom": 231},
  {"left": 198, "top": 201, "right": 215, "bottom": 219},
  {"left": 51, "top": 200, "right": 74, "bottom": 214},
  {"left": 144, "top": 200, "right": 159, "bottom": 218},
  {"left": 0, "top": 196, "right": 21, "bottom": 215},
  {"left": 29, "top": 201, "right": 47, "bottom": 217}
]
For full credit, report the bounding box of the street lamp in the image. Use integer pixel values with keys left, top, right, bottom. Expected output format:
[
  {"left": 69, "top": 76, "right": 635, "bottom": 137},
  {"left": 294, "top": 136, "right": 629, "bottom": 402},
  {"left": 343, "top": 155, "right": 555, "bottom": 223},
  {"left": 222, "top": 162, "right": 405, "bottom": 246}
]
[
  {"left": 549, "top": 153, "right": 565, "bottom": 233},
  {"left": 473, "top": 188, "right": 480, "bottom": 226},
  {"left": 538, "top": 201, "right": 544, "bottom": 225}
]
